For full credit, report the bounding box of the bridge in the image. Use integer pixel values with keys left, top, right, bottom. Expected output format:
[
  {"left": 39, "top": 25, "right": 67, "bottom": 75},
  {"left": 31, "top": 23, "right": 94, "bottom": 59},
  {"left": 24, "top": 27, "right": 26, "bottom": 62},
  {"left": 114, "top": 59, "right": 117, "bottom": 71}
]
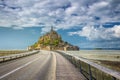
[
  {"left": 0, "top": 50, "right": 120, "bottom": 80},
  {"left": 0, "top": 50, "right": 85, "bottom": 80}
]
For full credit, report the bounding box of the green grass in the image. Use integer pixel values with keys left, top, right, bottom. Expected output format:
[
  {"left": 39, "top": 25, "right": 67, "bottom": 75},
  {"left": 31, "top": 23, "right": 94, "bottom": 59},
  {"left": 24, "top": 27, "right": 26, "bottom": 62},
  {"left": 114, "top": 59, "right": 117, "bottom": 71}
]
[{"left": 0, "top": 50, "right": 28, "bottom": 56}]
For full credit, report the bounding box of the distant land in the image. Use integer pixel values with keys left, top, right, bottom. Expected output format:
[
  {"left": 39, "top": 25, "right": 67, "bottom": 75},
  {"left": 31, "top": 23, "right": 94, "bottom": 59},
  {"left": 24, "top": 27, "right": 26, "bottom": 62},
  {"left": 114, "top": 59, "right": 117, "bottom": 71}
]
[
  {"left": 28, "top": 27, "right": 79, "bottom": 51},
  {"left": 80, "top": 48, "right": 120, "bottom": 50}
]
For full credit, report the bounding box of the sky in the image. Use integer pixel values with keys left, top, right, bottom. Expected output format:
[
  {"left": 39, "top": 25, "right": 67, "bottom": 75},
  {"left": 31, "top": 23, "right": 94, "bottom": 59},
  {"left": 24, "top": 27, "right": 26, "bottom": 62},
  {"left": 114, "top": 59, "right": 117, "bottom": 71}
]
[{"left": 0, "top": 0, "right": 120, "bottom": 50}]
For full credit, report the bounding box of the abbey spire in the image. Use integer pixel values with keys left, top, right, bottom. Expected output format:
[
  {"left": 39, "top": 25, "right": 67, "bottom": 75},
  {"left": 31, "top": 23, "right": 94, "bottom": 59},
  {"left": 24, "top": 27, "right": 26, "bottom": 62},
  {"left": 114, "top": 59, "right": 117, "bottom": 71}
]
[{"left": 50, "top": 26, "right": 54, "bottom": 32}]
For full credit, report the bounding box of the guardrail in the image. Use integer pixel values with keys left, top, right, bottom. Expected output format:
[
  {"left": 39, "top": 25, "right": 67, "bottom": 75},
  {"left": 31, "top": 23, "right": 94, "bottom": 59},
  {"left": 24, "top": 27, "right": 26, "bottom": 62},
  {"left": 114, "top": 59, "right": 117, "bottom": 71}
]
[
  {"left": 0, "top": 50, "right": 39, "bottom": 63},
  {"left": 56, "top": 51, "right": 120, "bottom": 80}
]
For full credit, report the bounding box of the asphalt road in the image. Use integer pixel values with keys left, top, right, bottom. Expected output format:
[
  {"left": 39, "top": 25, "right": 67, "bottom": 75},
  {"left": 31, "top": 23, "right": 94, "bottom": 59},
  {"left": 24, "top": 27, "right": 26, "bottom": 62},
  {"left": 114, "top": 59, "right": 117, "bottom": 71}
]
[
  {"left": 0, "top": 50, "right": 85, "bottom": 80},
  {"left": 0, "top": 51, "right": 56, "bottom": 80}
]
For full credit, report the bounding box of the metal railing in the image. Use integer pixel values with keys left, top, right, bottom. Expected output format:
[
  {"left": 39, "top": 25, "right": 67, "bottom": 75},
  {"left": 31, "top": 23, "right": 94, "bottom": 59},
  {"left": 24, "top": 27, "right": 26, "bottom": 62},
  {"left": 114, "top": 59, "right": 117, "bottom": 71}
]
[
  {"left": 56, "top": 51, "right": 120, "bottom": 80},
  {"left": 0, "top": 50, "right": 39, "bottom": 63}
]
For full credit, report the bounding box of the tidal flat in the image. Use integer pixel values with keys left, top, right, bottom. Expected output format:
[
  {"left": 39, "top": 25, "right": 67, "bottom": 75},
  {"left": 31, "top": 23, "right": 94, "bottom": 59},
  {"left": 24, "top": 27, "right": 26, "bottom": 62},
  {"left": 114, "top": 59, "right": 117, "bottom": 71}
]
[{"left": 65, "top": 50, "right": 120, "bottom": 72}]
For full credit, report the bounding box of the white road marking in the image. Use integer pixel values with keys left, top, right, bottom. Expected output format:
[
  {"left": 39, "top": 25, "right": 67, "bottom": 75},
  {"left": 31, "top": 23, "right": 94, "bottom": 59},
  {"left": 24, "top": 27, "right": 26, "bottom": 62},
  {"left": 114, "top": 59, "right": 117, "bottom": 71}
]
[{"left": 0, "top": 57, "right": 40, "bottom": 79}]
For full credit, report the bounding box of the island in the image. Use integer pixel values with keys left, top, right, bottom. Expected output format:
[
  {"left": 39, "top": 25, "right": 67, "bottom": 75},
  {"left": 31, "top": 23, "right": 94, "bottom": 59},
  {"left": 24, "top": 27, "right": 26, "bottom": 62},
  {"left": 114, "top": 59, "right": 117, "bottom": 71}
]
[{"left": 28, "top": 27, "right": 79, "bottom": 51}]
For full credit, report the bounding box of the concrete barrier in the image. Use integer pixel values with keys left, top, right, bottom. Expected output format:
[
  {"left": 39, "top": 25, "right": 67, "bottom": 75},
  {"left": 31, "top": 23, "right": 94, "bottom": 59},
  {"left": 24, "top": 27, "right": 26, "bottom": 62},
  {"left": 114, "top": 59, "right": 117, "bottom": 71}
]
[{"left": 0, "top": 50, "right": 39, "bottom": 63}]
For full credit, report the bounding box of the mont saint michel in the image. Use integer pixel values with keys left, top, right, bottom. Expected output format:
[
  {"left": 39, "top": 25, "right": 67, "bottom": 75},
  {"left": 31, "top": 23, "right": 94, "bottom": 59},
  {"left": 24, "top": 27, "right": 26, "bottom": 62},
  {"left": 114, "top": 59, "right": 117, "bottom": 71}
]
[{"left": 28, "top": 27, "right": 79, "bottom": 51}]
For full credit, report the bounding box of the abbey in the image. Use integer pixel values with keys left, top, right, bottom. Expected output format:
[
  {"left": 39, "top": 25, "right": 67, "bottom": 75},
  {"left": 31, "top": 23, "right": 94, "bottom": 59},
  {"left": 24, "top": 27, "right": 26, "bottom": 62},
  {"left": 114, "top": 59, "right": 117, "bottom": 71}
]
[{"left": 28, "top": 27, "right": 79, "bottom": 51}]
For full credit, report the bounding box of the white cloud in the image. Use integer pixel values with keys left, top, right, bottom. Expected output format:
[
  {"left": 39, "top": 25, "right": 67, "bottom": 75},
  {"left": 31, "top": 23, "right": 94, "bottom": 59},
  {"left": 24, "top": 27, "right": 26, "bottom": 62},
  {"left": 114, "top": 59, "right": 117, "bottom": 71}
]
[
  {"left": 89, "top": 1, "right": 108, "bottom": 12},
  {"left": 69, "top": 25, "right": 120, "bottom": 40},
  {"left": 0, "top": 0, "right": 120, "bottom": 33},
  {"left": 111, "top": 25, "right": 120, "bottom": 38}
]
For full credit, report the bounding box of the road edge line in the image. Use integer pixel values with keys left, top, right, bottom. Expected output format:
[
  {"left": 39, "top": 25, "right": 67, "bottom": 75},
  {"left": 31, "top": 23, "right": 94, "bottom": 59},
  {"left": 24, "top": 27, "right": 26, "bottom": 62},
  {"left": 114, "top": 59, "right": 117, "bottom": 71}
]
[
  {"left": 53, "top": 52, "right": 56, "bottom": 80},
  {"left": 0, "top": 57, "right": 40, "bottom": 79}
]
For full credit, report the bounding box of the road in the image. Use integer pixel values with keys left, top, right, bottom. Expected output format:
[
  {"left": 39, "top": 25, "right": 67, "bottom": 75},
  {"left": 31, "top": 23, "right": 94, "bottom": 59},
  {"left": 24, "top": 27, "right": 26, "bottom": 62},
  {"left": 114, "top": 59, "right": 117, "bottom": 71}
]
[
  {"left": 0, "top": 50, "right": 86, "bottom": 80},
  {"left": 56, "top": 52, "right": 86, "bottom": 80}
]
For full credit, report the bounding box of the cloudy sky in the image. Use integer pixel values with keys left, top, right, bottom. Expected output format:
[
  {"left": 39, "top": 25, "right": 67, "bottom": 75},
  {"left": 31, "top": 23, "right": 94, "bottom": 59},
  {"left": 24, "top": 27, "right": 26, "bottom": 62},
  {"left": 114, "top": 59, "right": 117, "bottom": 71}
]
[{"left": 0, "top": 0, "right": 120, "bottom": 49}]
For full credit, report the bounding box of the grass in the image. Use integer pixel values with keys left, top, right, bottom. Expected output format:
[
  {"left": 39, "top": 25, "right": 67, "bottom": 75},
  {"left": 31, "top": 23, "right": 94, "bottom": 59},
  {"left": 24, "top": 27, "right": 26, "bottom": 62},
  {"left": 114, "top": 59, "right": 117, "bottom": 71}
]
[{"left": 0, "top": 50, "right": 28, "bottom": 56}]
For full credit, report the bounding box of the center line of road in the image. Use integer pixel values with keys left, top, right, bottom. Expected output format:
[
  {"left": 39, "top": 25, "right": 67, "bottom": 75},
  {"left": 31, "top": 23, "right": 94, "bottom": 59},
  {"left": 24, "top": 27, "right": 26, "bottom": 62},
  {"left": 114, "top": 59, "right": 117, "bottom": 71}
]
[{"left": 0, "top": 57, "right": 40, "bottom": 79}]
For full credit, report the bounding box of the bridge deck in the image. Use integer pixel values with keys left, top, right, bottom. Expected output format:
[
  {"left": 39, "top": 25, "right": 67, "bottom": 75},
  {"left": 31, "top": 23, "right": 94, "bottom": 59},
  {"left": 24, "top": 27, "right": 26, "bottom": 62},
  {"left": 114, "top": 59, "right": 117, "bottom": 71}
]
[
  {"left": 55, "top": 52, "right": 86, "bottom": 80},
  {"left": 0, "top": 51, "right": 86, "bottom": 80}
]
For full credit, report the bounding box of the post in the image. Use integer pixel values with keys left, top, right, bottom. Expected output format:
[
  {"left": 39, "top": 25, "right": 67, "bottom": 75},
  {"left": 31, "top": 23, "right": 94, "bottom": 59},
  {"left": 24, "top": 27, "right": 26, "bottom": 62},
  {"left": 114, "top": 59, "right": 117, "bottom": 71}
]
[
  {"left": 3, "top": 58, "right": 5, "bottom": 61},
  {"left": 79, "top": 61, "right": 82, "bottom": 73},
  {"left": 112, "top": 77, "right": 116, "bottom": 80},
  {"left": 88, "top": 64, "right": 92, "bottom": 80},
  {"left": 16, "top": 55, "right": 17, "bottom": 58},
  {"left": 10, "top": 56, "right": 12, "bottom": 59}
]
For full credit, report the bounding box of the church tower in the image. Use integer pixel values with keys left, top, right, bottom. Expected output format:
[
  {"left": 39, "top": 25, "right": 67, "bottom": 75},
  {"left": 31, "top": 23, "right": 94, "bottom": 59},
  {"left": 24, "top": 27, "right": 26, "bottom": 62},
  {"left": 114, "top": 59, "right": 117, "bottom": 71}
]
[{"left": 51, "top": 26, "right": 54, "bottom": 32}]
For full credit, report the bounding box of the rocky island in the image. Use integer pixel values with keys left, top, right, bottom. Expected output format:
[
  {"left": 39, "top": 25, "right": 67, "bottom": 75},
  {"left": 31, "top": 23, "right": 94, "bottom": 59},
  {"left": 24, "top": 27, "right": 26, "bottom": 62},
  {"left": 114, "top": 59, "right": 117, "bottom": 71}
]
[{"left": 28, "top": 27, "right": 79, "bottom": 51}]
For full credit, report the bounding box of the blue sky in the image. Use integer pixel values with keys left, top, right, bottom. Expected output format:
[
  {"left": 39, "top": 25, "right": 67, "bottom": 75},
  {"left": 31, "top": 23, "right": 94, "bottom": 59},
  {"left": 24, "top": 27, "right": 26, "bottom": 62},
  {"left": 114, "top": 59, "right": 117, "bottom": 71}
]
[{"left": 0, "top": 0, "right": 120, "bottom": 49}]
